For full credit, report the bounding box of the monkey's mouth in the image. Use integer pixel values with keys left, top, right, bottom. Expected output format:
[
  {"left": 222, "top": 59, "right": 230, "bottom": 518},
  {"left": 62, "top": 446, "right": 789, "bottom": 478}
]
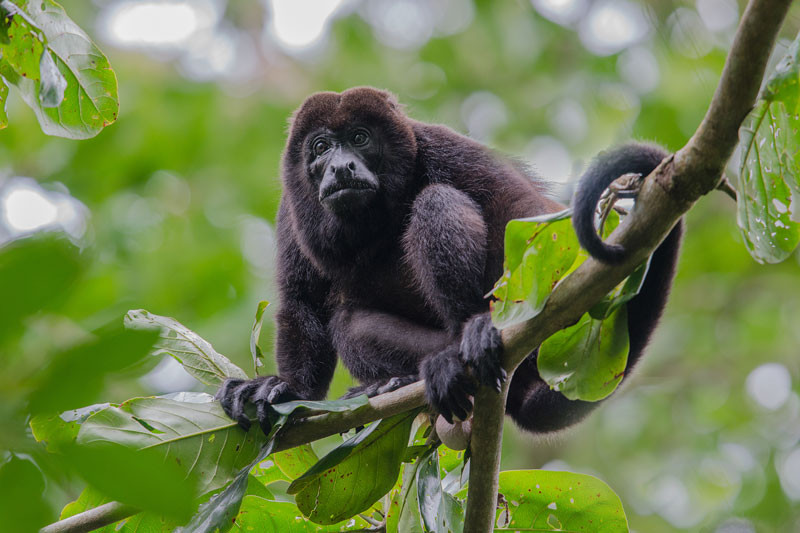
[
  {"left": 320, "top": 180, "right": 376, "bottom": 200},
  {"left": 320, "top": 181, "right": 377, "bottom": 212}
]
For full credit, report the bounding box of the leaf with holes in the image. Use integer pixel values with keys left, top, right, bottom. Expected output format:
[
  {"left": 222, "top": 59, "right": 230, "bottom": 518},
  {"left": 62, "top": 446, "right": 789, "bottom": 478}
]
[
  {"left": 289, "top": 410, "right": 418, "bottom": 525},
  {"left": 736, "top": 33, "right": 800, "bottom": 263},
  {"left": 537, "top": 306, "right": 629, "bottom": 402},
  {"left": 77, "top": 393, "right": 265, "bottom": 495},
  {"left": 490, "top": 210, "right": 580, "bottom": 329},
  {"left": 496, "top": 470, "right": 628, "bottom": 532},
  {"left": 125, "top": 309, "right": 248, "bottom": 386},
  {"left": 0, "top": 0, "right": 117, "bottom": 138}
]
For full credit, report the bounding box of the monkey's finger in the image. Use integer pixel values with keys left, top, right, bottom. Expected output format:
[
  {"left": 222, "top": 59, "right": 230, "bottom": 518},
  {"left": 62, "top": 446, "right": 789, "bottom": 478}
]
[
  {"left": 231, "top": 382, "right": 258, "bottom": 431},
  {"left": 216, "top": 378, "right": 244, "bottom": 418},
  {"left": 267, "top": 381, "right": 288, "bottom": 404},
  {"left": 256, "top": 401, "right": 272, "bottom": 435}
]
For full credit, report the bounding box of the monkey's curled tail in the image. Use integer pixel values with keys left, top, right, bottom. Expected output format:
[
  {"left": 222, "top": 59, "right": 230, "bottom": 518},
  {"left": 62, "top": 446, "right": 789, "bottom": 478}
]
[{"left": 572, "top": 143, "right": 669, "bottom": 264}]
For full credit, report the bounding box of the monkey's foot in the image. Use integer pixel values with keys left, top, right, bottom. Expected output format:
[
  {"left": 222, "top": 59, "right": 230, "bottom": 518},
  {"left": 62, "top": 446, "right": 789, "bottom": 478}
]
[
  {"left": 460, "top": 314, "right": 506, "bottom": 393},
  {"left": 421, "top": 346, "right": 477, "bottom": 424},
  {"left": 216, "top": 375, "right": 298, "bottom": 434},
  {"left": 342, "top": 375, "right": 419, "bottom": 399}
]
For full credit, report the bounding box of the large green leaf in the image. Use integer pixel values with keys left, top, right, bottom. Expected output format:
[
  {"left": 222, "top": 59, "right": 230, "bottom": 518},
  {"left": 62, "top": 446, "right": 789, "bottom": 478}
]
[
  {"left": 0, "top": 236, "right": 83, "bottom": 345},
  {"left": 232, "top": 496, "right": 374, "bottom": 532},
  {"left": 27, "top": 324, "right": 159, "bottom": 414},
  {"left": 0, "top": 0, "right": 118, "bottom": 138},
  {"left": 177, "top": 394, "right": 369, "bottom": 533},
  {"left": 0, "top": 456, "right": 53, "bottom": 532},
  {"left": 490, "top": 210, "right": 580, "bottom": 329},
  {"left": 496, "top": 470, "right": 628, "bottom": 532},
  {"left": 30, "top": 402, "right": 109, "bottom": 452},
  {"left": 416, "top": 448, "right": 465, "bottom": 533},
  {"left": 63, "top": 441, "right": 197, "bottom": 521},
  {"left": 289, "top": 410, "right": 418, "bottom": 525},
  {"left": 77, "top": 393, "right": 266, "bottom": 495},
  {"left": 125, "top": 309, "right": 248, "bottom": 386},
  {"left": 537, "top": 306, "right": 629, "bottom": 402},
  {"left": 736, "top": 33, "right": 800, "bottom": 263}
]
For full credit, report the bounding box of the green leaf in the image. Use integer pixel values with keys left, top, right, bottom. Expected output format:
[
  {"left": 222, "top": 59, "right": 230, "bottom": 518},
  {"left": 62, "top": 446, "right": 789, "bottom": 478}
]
[
  {"left": 0, "top": 74, "right": 7, "bottom": 128},
  {"left": 63, "top": 441, "right": 197, "bottom": 521},
  {"left": 289, "top": 410, "right": 418, "bottom": 525},
  {"left": 490, "top": 210, "right": 580, "bottom": 329},
  {"left": 0, "top": 456, "right": 53, "bottom": 532},
  {"left": 174, "top": 412, "right": 288, "bottom": 533},
  {"left": 173, "top": 393, "right": 359, "bottom": 533},
  {"left": 77, "top": 394, "right": 266, "bottom": 495},
  {"left": 386, "top": 460, "right": 425, "bottom": 533},
  {"left": 27, "top": 323, "right": 159, "bottom": 414},
  {"left": 233, "top": 496, "right": 374, "bottom": 532},
  {"left": 538, "top": 306, "right": 629, "bottom": 402},
  {"left": 0, "top": 235, "right": 83, "bottom": 345},
  {"left": 30, "top": 402, "right": 109, "bottom": 452},
  {"left": 417, "top": 448, "right": 464, "bottom": 533},
  {"left": 736, "top": 99, "right": 800, "bottom": 263},
  {"left": 251, "top": 300, "right": 269, "bottom": 375},
  {"left": 38, "top": 47, "right": 65, "bottom": 107},
  {"left": 736, "top": 32, "right": 800, "bottom": 263},
  {"left": 125, "top": 309, "right": 248, "bottom": 386},
  {"left": 496, "top": 470, "right": 628, "bottom": 532},
  {"left": 0, "top": 0, "right": 118, "bottom": 138},
  {"left": 270, "top": 394, "right": 369, "bottom": 416},
  {"left": 272, "top": 444, "right": 319, "bottom": 479},
  {"left": 764, "top": 33, "right": 800, "bottom": 115}
]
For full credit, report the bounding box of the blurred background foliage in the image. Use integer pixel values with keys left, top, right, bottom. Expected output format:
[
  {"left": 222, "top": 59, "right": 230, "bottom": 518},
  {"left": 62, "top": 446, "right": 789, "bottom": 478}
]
[{"left": 2, "top": 0, "right": 800, "bottom": 531}]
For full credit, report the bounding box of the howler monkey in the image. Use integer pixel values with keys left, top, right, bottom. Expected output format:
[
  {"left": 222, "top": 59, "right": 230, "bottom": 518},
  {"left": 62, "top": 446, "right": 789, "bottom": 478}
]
[{"left": 217, "top": 87, "right": 682, "bottom": 434}]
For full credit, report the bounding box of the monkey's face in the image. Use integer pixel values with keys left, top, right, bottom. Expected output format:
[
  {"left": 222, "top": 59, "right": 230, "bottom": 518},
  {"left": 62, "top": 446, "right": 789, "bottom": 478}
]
[{"left": 307, "top": 126, "right": 381, "bottom": 215}]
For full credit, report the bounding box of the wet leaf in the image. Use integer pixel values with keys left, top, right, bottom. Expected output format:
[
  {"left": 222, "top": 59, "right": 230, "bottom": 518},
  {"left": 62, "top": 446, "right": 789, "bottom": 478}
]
[
  {"left": 490, "top": 210, "right": 580, "bottom": 329},
  {"left": 538, "top": 306, "right": 629, "bottom": 402},
  {"left": 496, "top": 470, "right": 628, "bottom": 532},
  {"left": 290, "top": 410, "right": 417, "bottom": 525},
  {"left": 736, "top": 33, "right": 800, "bottom": 263},
  {"left": 0, "top": 0, "right": 118, "bottom": 138}
]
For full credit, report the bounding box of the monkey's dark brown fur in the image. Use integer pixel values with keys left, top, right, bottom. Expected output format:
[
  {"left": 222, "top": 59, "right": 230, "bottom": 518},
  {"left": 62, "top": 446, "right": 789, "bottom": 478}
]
[{"left": 217, "top": 87, "right": 682, "bottom": 434}]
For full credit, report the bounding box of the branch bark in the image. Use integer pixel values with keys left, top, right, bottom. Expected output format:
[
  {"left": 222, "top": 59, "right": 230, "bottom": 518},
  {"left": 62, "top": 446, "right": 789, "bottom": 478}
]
[{"left": 41, "top": 1, "right": 792, "bottom": 531}]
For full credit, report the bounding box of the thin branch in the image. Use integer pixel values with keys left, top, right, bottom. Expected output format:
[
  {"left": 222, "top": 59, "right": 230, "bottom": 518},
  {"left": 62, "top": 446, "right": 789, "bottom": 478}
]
[
  {"left": 40, "top": 502, "right": 139, "bottom": 533},
  {"left": 41, "top": 1, "right": 792, "bottom": 532},
  {"left": 717, "top": 176, "right": 738, "bottom": 201}
]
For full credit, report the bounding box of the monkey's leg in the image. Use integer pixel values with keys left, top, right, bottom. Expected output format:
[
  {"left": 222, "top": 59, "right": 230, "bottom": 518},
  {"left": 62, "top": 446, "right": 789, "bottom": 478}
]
[
  {"left": 331, "top": 307, "right": 450, "bottom": 393},
  {"left": 508, "top": 222, "right": 683, "bottom": 433}
]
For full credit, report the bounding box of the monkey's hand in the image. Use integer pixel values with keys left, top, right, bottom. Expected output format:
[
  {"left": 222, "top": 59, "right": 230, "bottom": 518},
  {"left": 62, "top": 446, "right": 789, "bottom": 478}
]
[
  {"left": 216, "top": 375, "right": 299, "bottom": 434},
  {"left": 421, "top": 346, "right": 477, "bottom": 424},
  {"left": 460, "top": 314, "right": 506, "bottom": 393}
]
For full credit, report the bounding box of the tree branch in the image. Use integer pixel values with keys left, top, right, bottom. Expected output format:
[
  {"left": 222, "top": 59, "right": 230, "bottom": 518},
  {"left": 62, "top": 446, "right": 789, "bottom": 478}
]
[
  {"left": 41, "top": 1, "right": 792, "bottom": 531},
  {"left": 40, "top": 502, "right": 139, "bottom": 533}
]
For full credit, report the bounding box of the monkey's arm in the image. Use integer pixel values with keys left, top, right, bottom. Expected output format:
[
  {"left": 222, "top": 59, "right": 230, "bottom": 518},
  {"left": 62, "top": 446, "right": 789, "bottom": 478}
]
[{"left": 217, "top": 209, "right": 336, "bottom": 432}]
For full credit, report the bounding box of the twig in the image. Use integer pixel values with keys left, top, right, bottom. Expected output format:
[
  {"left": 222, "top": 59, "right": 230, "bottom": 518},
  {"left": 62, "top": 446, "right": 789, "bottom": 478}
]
[
  {"left": 40, "top": 1, "right": 792, "bottom": 531},
  {"left": 40, "top": 502, "right": 139, "bottom": 533},
  {"left": 717, "top": 176, "right": 738, "bottom": 201}
]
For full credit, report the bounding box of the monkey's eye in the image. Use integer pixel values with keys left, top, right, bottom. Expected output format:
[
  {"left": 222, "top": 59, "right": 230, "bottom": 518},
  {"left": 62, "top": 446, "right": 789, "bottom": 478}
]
[
  {"left": 313, "top": 139, "right": 330, "bottom": 156},
  {"left": 352, "top": 130, "right": 369, "bottom": 146}
]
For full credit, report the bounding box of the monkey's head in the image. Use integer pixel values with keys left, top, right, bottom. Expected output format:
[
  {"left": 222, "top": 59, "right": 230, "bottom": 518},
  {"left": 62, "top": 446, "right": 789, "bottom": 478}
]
[{"left": 283, "top": 87, "right": 418, "bottom": 218}]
